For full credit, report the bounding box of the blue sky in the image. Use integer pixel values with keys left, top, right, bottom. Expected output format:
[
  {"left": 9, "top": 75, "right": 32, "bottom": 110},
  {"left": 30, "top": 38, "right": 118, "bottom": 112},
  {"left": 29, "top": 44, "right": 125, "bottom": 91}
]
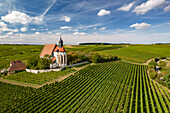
[{"left": 0, "top": 0, "right": 170, "bottom": 44}]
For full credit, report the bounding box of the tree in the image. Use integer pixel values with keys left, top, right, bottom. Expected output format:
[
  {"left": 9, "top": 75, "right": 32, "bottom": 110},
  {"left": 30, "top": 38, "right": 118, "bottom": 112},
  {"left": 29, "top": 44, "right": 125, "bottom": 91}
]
[
  {"left": 163, "top": 74, "right": 170, "bottom": 89},
  {"left": 27, "top": 56, "right": 40, "bottom": 69},
  {"left": 38, "top": 58, "right": 51, "bottom": 69},
  {"left": 92, "top": 54, "right": 102, "bottom": 63}
]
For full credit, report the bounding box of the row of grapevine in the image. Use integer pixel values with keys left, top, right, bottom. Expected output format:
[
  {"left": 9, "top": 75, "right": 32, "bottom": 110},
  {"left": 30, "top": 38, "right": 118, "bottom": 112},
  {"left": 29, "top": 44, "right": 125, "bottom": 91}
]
[{"left": 0, "top": 61, "right": 169, "bottom": 113}]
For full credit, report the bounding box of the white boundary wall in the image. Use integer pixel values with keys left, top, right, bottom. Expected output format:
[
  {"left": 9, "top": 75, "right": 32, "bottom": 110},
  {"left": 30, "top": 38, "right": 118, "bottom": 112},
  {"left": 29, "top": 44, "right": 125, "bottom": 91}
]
[
  {"left": 26, "top": 68, "right": 61, "bottom": 74},
  {"left": 26, "top": 61, "right": 89, "bottom": 74}
]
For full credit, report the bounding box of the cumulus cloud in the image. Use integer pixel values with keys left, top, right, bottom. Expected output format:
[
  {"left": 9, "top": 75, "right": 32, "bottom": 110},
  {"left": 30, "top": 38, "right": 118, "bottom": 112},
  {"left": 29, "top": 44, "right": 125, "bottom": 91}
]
[
  {"left": 93, "top": 27, "right": 97, "bottom": 30},
  {"left": 73, "top": 32, "right": 87, "bottom": 35},
  {"left": 31, "top": 28, "right": 36, "bottom": 31},
  {"left": 0, "top": 27, "right": 13, "bottom": 32},
  {"left": 130, "top": 22, "right": 151, "bottom": 30},
  {"left": 133, "top": 0, "right": 167, "bottom": 15},
  {"left": 7, "top": 32, "right": 13, "bottom": 35},
  {"left": 117, "top": 2, "right": 135, "bottom": 12},
  {"left": 60, "top": 26, "right": 72, "bottom": 29},
  {"left": 35, "top": 32, "right": 40, "bottom": 34},
  {"left": 1, "top": 11, "right": 43, "bottom": 24},
  {"left": 99, "top": 27, "right": 106, "bottom": 30},
  {"left": 97, "top": 9, "right": 110, "bottom": 16},
  {"left": 20, "top": 27, "right": 27, "bottom": 32},
  {"left": 168, "top": 23, "right": 170, "bottom": 25},
  {"left": 0, "top": 21, "right": 7, "bottom": 27},
  {"left": 60, "top": 16, "right": 71, "bottom": 22},
  {"left": 13, "top": 29, "right": 19, "bottom": 32},
  {"left": 164, "top": 5, "right": 170, "bottom": 12}
]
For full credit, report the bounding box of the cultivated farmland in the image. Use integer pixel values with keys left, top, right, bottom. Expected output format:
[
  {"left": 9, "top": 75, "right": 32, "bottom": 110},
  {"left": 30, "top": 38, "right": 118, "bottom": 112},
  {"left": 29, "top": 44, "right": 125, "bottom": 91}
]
[{"left": 0, "top": 61, "right": 169, "bottom": 112}]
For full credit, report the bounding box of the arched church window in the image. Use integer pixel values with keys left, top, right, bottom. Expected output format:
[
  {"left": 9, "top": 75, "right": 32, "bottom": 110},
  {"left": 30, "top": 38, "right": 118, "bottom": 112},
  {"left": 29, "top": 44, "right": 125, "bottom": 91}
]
[{"left": 61, "top": 55, "right": 63, "bottom": 64}]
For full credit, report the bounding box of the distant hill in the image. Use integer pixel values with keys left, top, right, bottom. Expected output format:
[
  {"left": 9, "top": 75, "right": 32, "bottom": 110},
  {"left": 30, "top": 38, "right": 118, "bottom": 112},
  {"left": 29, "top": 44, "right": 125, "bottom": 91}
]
[{"left": 79, "top": 42, "right": 130, "bottom": 45}]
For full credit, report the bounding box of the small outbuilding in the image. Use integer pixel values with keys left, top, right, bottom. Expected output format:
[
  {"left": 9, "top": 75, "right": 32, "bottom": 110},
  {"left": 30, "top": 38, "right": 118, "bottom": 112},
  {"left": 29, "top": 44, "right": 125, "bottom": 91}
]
[{"left": 7, "top": 61, "right": 26, "bottom": 75}]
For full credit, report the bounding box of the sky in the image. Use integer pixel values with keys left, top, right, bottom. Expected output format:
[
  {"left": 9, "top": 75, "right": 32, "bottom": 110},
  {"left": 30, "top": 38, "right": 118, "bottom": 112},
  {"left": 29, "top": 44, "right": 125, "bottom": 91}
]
[{"left": 0, "top": 0, "right": 170, "bottom": 44}]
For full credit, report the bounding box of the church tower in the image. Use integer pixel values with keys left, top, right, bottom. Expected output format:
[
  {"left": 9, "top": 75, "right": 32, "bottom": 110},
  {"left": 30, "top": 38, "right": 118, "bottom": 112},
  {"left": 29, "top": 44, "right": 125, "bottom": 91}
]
[
  {"left": 59, "top": 36, "right": 63, "bottom": 48},
  {"left": 50, "top": 36, "right": 67, "bottom": 68}
]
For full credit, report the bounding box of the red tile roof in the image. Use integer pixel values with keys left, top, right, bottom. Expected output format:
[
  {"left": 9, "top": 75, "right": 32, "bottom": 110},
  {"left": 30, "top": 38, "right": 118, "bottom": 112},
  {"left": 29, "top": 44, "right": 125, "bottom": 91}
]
[
  {"left": 40, "top": 44, "right": 56, "bottom": 57},
  {"left": 51, "top": 57, "right": 56, "bottom": 63},
  {"left": 53, "top": 46, "right": 59, "bottom": 52},
  {"left": 53, "top": 46, "right": 66, "bottom": 52},
  {"left": 8, "top": 62, "right": 26, "bottom": 72},
  {"left": 10, "top": 61, "right": 22, "bottom": 65},
  {"left": 59, "top": 46, "right": 66, "bottom": 52}
]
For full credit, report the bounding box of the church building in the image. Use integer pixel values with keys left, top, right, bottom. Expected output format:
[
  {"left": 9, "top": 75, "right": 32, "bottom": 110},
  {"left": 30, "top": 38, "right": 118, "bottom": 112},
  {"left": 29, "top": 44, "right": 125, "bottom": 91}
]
[{"left": 40, "top": 37, "right": 67, "bottom": 68}]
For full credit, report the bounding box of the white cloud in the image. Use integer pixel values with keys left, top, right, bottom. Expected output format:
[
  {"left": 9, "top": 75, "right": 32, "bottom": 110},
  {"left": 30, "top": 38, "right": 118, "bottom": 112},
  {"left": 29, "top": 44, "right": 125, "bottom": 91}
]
[
  {"left": 130, "top": 22, "right": 151, "bottom": 30},
  {"left": 20, "top": 27, "right": 27, "bottom": 32},
  {"left": 168, "top": 23, "right": 170, "bottom": 25},
  {"left": 73, "top": 32, "right": 87, "bottom": 35},
  {"left": 0, "top": 27, "right": 13, "bottom": 32},
  {"left": 93, "top": 27, "right": 97, "bottom": 30},
  {"left": 35, "top": 32, "right": 40, "bottom": 34},
  {"left": 31, "top": 28, "right": 36, "bottom": 31},
  {"left": 164, "top": 5, "right": 170, "bottom": 12},
  {"left": 60, "top": 16, "right": 71, "bottom": 22},
  {"left": 60, "top": 26, "right": 72, "bottom": 29},
  {"left": 7, "top": 32, "right": 13, "bottom": 35},
  {"left": 99, "top": 27, "right": 106, "bottom": 30},
  {"left": 73, "top": 29, "right": 78, "bottom": 31},
  {"left": 0, "top": 21, "right": 7, "bottom": 27},
  {"left": 133, "top": 0, "right": 167, "bottom": 15},
  {"left": 1, "top": 11, "right": 43, "bottom": 24},
  {"left": 56, "top": 32, "right": 61, "bottom": 35},
  {"left": 117, "top": 2, "right": 135, "bottom": 12},
  {"left": 48, "top": 31, "right": 52, "bottom": 34},
  {"left": 97, "top": 9, "right": 110, "bottom": 16},
  {"left": 1, "top": 11, "right": 32, "bottom": 24},
  {"left": 13, "top": 29, "right": 19, "bottom": 32}
]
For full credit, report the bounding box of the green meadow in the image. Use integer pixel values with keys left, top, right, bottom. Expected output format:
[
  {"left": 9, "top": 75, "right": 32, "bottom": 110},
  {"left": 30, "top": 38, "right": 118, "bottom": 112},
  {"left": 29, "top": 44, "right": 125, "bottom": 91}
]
[
  {"left": 0, "top": 44, "right": 43, "bottom": 70},
  {"left": 97, "top": 45, "right": 170, "bottom": 63}
]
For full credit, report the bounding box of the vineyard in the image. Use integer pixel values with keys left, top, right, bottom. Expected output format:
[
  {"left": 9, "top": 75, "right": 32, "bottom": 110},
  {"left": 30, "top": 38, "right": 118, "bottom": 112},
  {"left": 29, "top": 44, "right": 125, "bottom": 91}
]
[{"left": 0, "top": 61, "right": 169, "bottom": 112}]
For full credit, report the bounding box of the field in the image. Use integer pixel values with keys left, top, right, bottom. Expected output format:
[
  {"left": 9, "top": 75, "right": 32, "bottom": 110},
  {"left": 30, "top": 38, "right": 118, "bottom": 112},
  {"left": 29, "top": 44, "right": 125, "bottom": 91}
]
[
  {"left": 0, "top": 61, "right": 169, "bottom": 112},
  {"left": 98, "top": 45, "right": 170, "bottom": 63},
  {"left": 3, "top": 68, "right": 76, "bottom": 85},
  {"left": 65, "top": 45, "right": 125, "bottom": 52},
  {"left": 65, "top": 44, "right": 170, "bottom": 63},
  {"left": 0, "top": 44, "right": 43, "bottom": 70}
]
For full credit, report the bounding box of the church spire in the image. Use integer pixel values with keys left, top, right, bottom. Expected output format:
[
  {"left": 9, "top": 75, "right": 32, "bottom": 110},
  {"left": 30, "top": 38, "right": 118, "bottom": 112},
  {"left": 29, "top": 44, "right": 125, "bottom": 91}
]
[{"left": 59, "top": 35, "right": 63, "bottom": 48}]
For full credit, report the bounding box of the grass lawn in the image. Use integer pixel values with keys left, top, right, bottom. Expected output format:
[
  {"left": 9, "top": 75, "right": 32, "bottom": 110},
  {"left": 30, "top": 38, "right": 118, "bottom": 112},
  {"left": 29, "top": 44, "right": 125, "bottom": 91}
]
[
  {"left": 98, "top": 45, "right": 170, "bottom": 63},
  {"left": 4, "top": 68, "right": 76, "bottom": 85}
]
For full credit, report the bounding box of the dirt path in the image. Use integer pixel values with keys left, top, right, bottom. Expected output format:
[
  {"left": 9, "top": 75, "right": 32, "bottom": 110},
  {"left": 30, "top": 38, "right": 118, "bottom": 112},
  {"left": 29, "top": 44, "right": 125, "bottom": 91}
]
[
  {"left": 0, "top": 64, "right": 90, "bottom": 89},
  {"left": 143, "top": 58, "right": 155, "bottom": 65}
]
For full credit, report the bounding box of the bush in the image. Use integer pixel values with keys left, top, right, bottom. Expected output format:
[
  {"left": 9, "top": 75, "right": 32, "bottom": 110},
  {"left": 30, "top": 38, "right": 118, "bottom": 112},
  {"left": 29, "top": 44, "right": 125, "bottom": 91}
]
[
  {"left": 163, "top": 74, "right": 170, "bottom": 89},
  {"left": 148, "top": 60, "right": 157, "bottom": 67},
  {"left": 159, "top": 61, "right": 166, "bottom": 69},
  {"left": 149, "top": 69, "right": 157, "bottom": 79}
]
